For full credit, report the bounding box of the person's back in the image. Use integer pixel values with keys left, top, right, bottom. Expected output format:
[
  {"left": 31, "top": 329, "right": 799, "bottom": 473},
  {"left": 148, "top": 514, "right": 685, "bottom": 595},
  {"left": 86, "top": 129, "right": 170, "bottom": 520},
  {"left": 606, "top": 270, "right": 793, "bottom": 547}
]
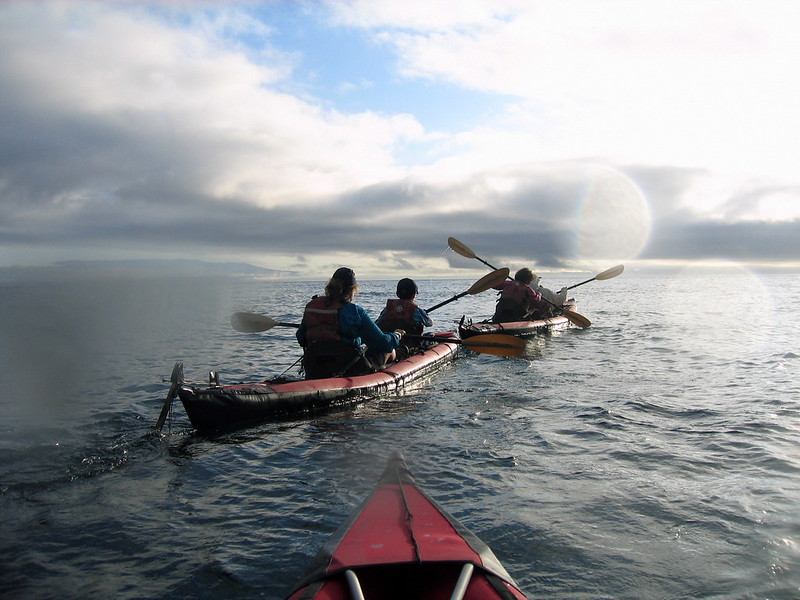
[
  {"left": 377, "top": 278, "right": 433, "bottom": 339},
  {"left": 491, "top": 268, "right": 548, "bottom": 323},
  {"left": 297, "top": 268, "right": 403, "bottom": 379}
]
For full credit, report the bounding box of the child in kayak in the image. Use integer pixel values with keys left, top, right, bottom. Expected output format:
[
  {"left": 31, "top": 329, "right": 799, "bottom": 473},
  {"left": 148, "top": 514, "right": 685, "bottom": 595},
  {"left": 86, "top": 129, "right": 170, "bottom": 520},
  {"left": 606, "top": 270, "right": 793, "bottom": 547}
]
[{"left": 376, "top": 277, "right": 433, "bottom": 337}]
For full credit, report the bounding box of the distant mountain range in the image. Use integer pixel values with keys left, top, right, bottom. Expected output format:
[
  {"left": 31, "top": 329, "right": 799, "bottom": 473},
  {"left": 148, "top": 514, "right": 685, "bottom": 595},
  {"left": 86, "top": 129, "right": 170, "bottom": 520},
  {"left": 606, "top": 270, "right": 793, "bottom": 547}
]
[{"left": 0, "top": 259, "right": 298, "bottom": 282}]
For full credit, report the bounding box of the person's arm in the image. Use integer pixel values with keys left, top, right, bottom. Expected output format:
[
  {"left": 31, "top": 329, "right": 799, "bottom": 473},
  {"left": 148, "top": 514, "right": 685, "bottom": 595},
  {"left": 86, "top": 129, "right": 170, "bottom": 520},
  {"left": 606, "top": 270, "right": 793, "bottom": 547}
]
[
  {"left": 527, "top": 287, "right": 543, "bottom": 303},
  {"left": 345, "top": 304, "right": 401, "bottom": 352},
  {"left": 296, "top": 322, "right": 308, "bottom": 347},
  {"left": 416, "top": 307, "right": 433, "bottom": 327}
]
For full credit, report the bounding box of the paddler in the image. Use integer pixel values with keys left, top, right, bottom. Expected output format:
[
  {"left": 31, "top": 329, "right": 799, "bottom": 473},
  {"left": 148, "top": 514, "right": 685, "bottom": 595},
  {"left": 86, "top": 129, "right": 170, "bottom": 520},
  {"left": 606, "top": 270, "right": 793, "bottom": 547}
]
[
  {"left": 530, "top": 272, "right": 568, "bottom": 308},
  {"left": 491, "top": 267, "right": 552, "bottom": 322},
  {"left": 296, "top": 267, "right": 405, "bottom": 379},
  {"left": 376, "top": 277, "right": 433, "bottom": 337}
]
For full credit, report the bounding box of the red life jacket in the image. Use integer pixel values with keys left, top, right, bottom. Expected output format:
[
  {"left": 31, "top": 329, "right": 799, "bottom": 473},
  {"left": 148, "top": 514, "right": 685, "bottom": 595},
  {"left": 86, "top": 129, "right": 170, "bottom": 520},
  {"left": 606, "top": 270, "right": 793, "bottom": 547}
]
[
  {"left": 302, "top": 296, "right": 343, "bottom": 343},
  {"left": 377, "top": 298, "right": 421, "bottom": 335},
  {"left": 500, "top": 281, "right": 532, "bottom": 310}
]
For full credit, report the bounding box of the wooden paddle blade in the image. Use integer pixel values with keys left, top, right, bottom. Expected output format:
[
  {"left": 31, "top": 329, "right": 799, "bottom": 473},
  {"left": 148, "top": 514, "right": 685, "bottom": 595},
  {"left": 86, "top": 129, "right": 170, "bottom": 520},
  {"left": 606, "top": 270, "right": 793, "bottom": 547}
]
[
  {"left": 448, "top": 237, "right": 477, "bottom": 259},
  {"left": 467, "top": 268, "right": 510, "bottom": 294},
  {"left": 595, "top": 264, "right": 624, "bottom": 280},
  {"left": 231, "top": 312, "right": 278, "bottom": 333},
  {"left": 461, "top": 333, "right": 526, "bottom": 357},
  {"left": 561, "top": 310, "right": 591, "bottom": 328}
]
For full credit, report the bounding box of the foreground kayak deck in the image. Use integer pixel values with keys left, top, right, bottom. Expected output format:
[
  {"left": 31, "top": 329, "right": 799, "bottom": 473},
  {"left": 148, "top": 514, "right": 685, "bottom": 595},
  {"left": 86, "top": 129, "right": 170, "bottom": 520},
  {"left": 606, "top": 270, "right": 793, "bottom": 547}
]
[
  {"left": 176, "top": 333, "right": 459, "bottom": 431},
  {"left": 459, "top": 301, "right": 577, "bottom": 339},
  {"left": 286, "top": 453, "right": 527, "bottom": 600}
]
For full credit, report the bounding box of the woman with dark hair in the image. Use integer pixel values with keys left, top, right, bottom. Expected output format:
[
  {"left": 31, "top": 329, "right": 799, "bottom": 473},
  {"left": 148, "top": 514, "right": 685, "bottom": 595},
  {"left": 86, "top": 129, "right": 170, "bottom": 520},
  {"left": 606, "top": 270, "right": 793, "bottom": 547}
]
[{"left": 296, "top": 267, "right": 404, "bottom": 379}]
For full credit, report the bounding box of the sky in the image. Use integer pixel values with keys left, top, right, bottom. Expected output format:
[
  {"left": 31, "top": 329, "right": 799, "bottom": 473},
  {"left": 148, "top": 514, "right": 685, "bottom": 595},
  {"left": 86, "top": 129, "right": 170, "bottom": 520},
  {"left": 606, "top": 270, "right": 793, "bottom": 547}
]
[{"left": 2, "top": 0, "right": 800, "bottom": 278}]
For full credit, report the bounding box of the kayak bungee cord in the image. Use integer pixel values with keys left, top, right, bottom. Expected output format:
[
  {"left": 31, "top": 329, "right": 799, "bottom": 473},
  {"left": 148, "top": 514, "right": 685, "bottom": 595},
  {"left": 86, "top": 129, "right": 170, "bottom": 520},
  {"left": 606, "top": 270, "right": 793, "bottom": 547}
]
[
  {"left": 393, "top": 461, "right": 423, "bottom": 566},
  {"left": 394, "top": 461, "right": 425, "bottom": 599}
]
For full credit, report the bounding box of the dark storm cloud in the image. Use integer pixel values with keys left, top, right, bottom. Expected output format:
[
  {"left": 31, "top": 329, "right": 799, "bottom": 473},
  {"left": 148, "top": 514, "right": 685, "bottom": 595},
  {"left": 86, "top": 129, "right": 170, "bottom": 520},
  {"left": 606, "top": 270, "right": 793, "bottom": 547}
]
[{"left": 644, "top": 219, "right": 800, "bottom": 263}]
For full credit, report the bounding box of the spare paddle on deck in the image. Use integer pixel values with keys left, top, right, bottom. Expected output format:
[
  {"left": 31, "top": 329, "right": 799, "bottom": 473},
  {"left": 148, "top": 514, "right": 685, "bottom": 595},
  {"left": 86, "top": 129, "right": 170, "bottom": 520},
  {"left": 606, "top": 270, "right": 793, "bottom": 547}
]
[
  {"left": 447, "top": 236, "right": 592, "bottom": 328},
  {"left": 404, "top": 333, "right": 526, "bottom": 358},
  {"left": 564, "top": 264, "right": 624, "bottom": 291},
  {"left": 231, "top": 269, "right": 509, "bottom": 335},
  {"left": 231, "top": 313, "right": 525, "bottom": 357},
  {"left": 425, "top": 268, "right": 509, "bottom": 313}
]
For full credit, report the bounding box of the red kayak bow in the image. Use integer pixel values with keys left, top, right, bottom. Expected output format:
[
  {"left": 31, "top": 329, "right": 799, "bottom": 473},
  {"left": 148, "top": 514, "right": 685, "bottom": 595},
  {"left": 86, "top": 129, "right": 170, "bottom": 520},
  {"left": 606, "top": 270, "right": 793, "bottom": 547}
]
[{"left": 285, "top": 452, "right": 527, "bottom": 600}]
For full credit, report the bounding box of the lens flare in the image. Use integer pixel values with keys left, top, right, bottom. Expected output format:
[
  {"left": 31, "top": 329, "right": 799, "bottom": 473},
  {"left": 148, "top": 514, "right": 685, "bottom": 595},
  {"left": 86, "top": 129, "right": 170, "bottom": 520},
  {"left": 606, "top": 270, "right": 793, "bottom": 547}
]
[{"left": 576, "top": 166, "right": 651, "bottom": 262}]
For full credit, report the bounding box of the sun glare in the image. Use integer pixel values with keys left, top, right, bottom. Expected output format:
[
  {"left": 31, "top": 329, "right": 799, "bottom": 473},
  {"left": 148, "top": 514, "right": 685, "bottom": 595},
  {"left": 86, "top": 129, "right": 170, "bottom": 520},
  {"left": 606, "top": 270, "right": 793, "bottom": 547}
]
[{"left": 576, "top": 166, "right": 651, "bottom": 262}]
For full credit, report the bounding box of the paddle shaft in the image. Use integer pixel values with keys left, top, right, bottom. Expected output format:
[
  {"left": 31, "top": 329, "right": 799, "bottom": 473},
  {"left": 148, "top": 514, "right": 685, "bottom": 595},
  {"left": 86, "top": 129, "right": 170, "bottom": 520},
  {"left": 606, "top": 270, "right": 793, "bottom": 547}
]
[
  {"left": 565, "top": 276, "right": 598, "bottom": 291},
  {"left": 425, "top": 268, "right": 509, "bottom": 313},
  {"left": 564, "top": 264, "right": 624, "bottom": 290},
  {"left": 425, "top": 290, "right": 468, "bottom": 313}
]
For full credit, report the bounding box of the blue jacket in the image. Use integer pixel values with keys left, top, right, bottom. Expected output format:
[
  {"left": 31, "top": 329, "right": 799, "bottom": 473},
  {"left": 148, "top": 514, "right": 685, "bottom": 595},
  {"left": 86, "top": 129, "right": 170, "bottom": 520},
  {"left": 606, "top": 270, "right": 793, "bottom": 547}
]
[{"left": 297, "top": 302, "right": 401, "bottom": 353}]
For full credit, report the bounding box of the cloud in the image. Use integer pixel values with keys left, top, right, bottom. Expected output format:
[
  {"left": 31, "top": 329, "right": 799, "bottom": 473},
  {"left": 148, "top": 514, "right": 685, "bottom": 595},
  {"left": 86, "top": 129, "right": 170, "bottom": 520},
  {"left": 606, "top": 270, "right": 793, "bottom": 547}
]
[
  {"left": 354, "top": 1, "right": 800, "bottom": 175},
  {"left": 0, "top": 3, "right": 424, "bottom": 212},
  {"left": 1, "top": 1, "right": 799, "bottom": 278}
]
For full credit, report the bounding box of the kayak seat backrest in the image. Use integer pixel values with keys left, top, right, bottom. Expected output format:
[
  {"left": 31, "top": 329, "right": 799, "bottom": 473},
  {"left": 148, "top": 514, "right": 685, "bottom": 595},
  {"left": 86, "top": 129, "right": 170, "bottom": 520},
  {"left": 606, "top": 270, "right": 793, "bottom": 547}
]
[
  {"left": 302, "top": 341, "right": 374, "bottom": 380},
  {"left": 335, "top": 563, "right": 505, "bottom": 600},
  {"left": 491, "top": 298, "right": 527, "bottom": 323}
]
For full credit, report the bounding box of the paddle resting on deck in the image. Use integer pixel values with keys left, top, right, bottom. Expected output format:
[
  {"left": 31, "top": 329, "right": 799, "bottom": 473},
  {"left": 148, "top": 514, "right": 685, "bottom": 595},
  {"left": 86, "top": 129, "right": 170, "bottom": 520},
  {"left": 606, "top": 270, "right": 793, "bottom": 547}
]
[{"left": 230, "top": 313, "right": 525, "bottom": 358}]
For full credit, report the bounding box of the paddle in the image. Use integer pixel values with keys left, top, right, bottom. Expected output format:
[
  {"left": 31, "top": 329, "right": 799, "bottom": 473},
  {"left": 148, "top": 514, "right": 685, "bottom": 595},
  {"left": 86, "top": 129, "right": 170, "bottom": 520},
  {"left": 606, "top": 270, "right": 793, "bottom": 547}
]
[
  {"left": 447, "top": 237, "right": 592, "bottom": 328},
  {"left": 231, "top": 313, "right": 525, "bottom": 357},
  {"left": 404, "top": 333, "right": 526, "bottom": 358},
  {"left": 564, "top": 264, "right": 624, "bottom": 291},
  {"left": 155, "top": 361, "right": 184, "bottom": 433},
  {"left": 231, "top": 269, "right": 509, "bottom": 335},
  {"left": 424, "top": 268, "right": 509, "bottom": 313},
  {"left": 231, "top": 312, "right": 299, "bottom": 333}
]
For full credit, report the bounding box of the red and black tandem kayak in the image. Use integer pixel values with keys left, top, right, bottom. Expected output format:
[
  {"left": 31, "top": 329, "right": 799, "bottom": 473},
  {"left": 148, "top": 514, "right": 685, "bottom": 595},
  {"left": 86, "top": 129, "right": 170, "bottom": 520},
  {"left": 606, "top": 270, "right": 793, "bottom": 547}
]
[
  {"left": 176, "top": 333, "right": 459, "bottom": 431},
  {"left": 286, "top": 453, "right": 527, "bottom": 600},
  {"left": 459, "top": 302, "right": 577, "bottom": 339}
]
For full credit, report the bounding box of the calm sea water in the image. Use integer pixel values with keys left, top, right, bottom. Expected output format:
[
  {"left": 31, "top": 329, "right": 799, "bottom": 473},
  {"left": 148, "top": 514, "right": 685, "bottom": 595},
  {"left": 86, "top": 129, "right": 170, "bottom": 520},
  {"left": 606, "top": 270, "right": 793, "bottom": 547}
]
[{"left": 1, "top": 268, "right": 798, "bottom": 599}]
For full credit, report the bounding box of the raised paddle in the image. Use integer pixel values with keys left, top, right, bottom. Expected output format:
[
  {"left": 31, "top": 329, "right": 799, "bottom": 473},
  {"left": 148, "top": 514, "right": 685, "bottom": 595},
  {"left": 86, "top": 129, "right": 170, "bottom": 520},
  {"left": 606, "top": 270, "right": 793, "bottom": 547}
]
[
  {"left": 230, "top": 313, "right": 524, "bottom": 357},
  {"left": 564, "top": 264, "right": 624, "bottom": 291},
  {"left": 424, "top": 268, "right": 509, "bottom": 313},
  {"left": 447, "top": 236, "right": 592, "bottom": 328}
]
